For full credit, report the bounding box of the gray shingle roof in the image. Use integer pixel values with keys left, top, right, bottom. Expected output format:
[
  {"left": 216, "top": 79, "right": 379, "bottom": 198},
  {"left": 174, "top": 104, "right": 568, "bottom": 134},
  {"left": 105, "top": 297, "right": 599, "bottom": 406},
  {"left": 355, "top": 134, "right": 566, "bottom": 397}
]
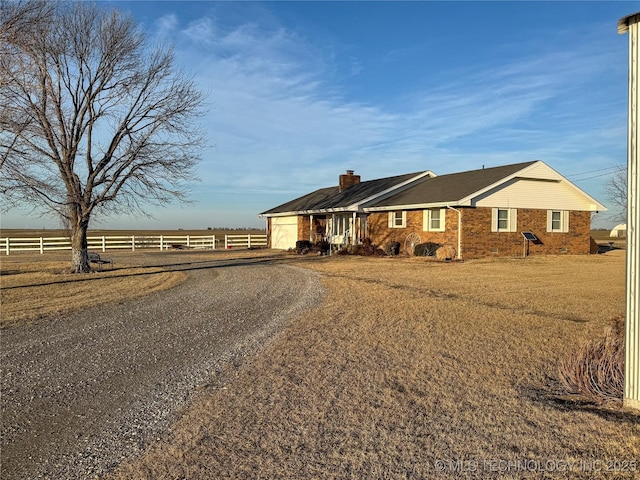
[
  {"left": 260, "top": 172, "right": 423, "bottom": 215},
  {"left": 261, "top": 161, "right": 539, "bottom": 215},
  {"left": 363, "top": 161, "right": 537, "bottom": 208}
]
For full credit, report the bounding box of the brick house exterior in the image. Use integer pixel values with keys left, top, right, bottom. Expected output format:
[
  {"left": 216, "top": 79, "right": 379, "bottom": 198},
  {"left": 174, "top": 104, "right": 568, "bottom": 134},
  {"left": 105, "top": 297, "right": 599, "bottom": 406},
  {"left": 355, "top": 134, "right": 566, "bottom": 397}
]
[
  {"left": 260, "top": 161, "right": 605, "bottom": 259},
  {"left": 365, "top": 208, "right": 592, "bottom": 259}
]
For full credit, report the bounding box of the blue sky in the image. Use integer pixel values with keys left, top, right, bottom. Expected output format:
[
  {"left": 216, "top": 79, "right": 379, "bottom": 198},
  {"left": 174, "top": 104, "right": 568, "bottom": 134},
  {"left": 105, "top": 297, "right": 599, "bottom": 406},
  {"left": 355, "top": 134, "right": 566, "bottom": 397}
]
[{"left": 2, "top": 1, "right": 637, "bottom": 230}]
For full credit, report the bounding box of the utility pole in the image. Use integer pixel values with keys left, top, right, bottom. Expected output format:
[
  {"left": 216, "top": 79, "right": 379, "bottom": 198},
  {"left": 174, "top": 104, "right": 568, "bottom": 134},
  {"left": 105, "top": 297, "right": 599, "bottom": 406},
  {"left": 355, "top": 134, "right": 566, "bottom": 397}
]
[{"left": 618, "top": 12, "right": 640, "bottom": 410}]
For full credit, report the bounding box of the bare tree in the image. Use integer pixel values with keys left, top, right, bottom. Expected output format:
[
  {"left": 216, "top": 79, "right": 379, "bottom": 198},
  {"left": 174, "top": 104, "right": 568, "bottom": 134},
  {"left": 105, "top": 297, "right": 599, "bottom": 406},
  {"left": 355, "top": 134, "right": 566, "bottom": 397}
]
[
  {"left": 605, "top": 165, "right": 627, "bottom": 222},
  {"left": 1, "top": 1, "right": 205, "bottom": 272}
]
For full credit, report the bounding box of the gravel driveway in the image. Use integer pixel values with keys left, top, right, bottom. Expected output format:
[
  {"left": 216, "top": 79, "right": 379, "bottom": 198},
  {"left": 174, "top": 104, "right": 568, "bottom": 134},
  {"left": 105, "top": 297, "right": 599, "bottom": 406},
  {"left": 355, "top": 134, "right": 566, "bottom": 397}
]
[{"left": 1, "top": 253, "right": 324, "bottom": 479}]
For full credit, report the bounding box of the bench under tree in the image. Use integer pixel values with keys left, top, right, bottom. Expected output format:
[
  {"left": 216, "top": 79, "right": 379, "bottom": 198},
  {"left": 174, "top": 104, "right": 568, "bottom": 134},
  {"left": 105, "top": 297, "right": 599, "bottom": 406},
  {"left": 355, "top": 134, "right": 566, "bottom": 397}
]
[{"left": 88, "top": 252, "right": 113, "bottom": 271}]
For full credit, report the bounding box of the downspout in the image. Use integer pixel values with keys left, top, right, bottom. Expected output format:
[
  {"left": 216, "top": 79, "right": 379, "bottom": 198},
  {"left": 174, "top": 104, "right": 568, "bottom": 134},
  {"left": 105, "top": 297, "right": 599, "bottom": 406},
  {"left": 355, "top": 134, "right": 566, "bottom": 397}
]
[
  {"left": 310, "top": 214, "right": 314, "bottom": 243},
  {"left": 446, "top": 206, "right": 462, "bottom": 260}
]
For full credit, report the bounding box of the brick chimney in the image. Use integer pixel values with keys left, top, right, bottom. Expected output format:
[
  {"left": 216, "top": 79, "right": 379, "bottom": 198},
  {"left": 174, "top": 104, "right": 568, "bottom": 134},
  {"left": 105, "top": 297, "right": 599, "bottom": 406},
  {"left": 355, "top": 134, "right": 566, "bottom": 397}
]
[{"left": 339, "top": 170, "right": 361, "bottom": 192}]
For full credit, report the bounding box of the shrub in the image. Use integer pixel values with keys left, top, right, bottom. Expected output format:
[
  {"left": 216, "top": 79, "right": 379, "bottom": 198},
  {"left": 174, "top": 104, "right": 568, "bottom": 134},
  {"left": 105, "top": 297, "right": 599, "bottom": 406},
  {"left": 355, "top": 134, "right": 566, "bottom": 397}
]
[
  {"left": 414, "top": 242, "right": 440, "bottom": 256},
  {"left": 384, "top": 241, "right": 400, "bottom": 256},
  {"left": 314, "top": 240, "right": 330, "bottom": 255},
  {"left": 557, "top": 316, "right": 625, "bottom": 405},
  {"left": 435, "top": 245, "right": 456, "bottom": 261},
  {"left": 295, "top": 240, "right": 312, "bottom": 255},
  {"left": 361, "top": 238, "right": 377, "bottom": 256},
  {"left": 346, "top": 244, "right": 365, "bottom": 255}
]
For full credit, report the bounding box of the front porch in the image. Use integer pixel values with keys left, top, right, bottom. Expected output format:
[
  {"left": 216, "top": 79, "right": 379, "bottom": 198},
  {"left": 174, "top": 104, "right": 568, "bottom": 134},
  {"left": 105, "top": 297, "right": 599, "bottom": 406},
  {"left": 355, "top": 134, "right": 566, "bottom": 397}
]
[{"left": 301, "top": 213, "right": 368, "bottom": 247}]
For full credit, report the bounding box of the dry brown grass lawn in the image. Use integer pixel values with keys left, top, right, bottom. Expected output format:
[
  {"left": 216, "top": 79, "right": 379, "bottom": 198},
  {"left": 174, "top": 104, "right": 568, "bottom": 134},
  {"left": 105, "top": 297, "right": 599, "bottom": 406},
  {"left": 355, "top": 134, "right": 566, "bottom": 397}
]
[
  {"left": 108, "top": 250, "right": 639, "bottom": 479},
  {"left": 0, "top": 249, "right": 282, "bottom": 327},
  {"left": 0, "top": 253, "right": 186, "bottom": 326}
]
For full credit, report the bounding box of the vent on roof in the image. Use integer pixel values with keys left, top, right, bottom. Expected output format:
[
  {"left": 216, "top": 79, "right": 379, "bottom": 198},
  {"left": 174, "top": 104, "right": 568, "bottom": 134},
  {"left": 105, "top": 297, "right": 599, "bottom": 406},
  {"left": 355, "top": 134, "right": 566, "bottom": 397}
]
[{"left": 339, "top": 170, "right": 361, "bottom": 192}]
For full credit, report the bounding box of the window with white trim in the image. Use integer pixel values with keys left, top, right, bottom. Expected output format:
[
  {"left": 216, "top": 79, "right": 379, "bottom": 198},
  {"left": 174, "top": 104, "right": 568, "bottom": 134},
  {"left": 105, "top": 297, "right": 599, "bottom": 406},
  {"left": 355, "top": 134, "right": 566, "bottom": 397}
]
[
  {"left": 388, "top": 211, "right": 406, "bottom": 228},
  {"left": 491, "top": 208, "right": 517, "bottom": 232},
  {"left": 423, "top": 208, "right": 445, "bottom": 232},
  {"left": 497, "top": 209, "right": 509, "bottom": 230},
  {"left": 547, "top": 210, "right": 569, "bottom": 232}
]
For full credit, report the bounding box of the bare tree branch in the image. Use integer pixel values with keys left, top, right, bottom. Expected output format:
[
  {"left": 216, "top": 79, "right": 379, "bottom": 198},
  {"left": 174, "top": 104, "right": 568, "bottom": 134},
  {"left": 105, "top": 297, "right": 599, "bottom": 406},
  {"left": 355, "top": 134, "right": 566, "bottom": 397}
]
[
  {"left": 605, "top": 165, "right": 627, "bottom": 222},
  {"left": 0, "top": 1, "right": 206, "bottom": 272}
]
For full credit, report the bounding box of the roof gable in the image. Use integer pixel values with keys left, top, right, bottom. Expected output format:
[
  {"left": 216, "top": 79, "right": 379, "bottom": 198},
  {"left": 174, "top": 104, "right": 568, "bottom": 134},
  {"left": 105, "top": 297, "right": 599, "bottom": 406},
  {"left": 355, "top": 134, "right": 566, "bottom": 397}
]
[{"left": 363, "top": 161, "right": 606, "bottom": 212}]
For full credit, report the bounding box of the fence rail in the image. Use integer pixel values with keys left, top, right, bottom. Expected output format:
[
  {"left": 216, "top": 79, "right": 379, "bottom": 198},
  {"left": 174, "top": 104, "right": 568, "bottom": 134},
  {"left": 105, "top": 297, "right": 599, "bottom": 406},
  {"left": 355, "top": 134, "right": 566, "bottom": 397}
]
[{"left": 0, "top": 234, "right": 267, "bottom": 255}]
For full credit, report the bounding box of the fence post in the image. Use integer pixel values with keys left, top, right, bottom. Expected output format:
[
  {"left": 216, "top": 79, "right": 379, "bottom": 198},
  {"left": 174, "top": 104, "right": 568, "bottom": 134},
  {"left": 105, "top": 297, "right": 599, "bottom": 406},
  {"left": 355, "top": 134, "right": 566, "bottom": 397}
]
[
  {"left": 40, "top": 237, "right": 44, "bottom": 254},
  {"left": 102, "top": 236, "right": 106, "bottom": 252},
  {"left": 187, "top": 235, "right": 190, "bottom": 249},
  {"left": 160, "top": 235, "right": 163, "bottom": 251},
  {"left": 248, "top": 234, "right": 252, "bottom": 249},
  {"left": 131, "top": 235, "right": 135, "bottom": 251},
  {"left": 212, "top": 235, "right": 216, "bottom": 249},
  {"left": 6, "top": 237, "right": 10, "bottom": 255},
  {"left": 225, "top": 235, "right": 229, "bottom": 249}
]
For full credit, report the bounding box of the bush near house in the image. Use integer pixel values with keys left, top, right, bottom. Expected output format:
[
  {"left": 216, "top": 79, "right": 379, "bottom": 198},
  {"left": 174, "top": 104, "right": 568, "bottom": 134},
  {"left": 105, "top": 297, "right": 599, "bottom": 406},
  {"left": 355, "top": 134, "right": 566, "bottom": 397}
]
[
  {"left": 295, "top": 240, "right": 330, "bottom": 255},
  {"left": 414, "top": 242, "right": 441, "bottom": 257},
  {"left": 296, "top": 240, "right": 313, "bottom": 254},
  {"left": 384, "top": 241, "right": 400, "bottom": 256}
]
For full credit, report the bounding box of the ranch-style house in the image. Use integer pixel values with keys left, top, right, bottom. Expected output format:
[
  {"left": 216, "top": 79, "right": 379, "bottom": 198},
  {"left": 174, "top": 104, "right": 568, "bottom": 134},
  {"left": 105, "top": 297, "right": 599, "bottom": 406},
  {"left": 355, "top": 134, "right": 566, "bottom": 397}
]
[{"left": 259, "top": 161, "right": 606, "bottom": 259}]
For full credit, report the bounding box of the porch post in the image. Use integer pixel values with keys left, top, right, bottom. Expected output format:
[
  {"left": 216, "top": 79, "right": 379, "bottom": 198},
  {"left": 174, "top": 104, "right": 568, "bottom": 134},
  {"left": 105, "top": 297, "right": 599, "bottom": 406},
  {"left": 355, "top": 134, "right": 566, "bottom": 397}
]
[
  {"left": 310, "top": 214, "right": 314, "bottom": 243},
  {"left": 330, "top": 214, "right": 335, "bottom": 255},
  {"left": 352, "top": 212, "right": 357, "bottom": 245}
]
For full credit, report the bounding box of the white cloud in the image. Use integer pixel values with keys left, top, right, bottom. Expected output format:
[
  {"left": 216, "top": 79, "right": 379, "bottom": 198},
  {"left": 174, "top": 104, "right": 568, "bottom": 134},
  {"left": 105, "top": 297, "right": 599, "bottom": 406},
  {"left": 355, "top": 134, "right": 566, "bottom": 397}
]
[
  {"left": 183, "top": 17, "right": 217, "bottom": 45},
  {"left": 154, "top": 13, "right": 178, "bottom": 37}
]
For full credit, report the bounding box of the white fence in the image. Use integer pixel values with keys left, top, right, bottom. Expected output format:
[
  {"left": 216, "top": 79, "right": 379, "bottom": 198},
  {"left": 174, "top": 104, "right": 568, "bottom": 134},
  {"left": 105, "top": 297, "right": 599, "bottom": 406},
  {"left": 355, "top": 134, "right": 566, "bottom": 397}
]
[{"left": 0, "top": 234, "right": 267, "bottom": 255}]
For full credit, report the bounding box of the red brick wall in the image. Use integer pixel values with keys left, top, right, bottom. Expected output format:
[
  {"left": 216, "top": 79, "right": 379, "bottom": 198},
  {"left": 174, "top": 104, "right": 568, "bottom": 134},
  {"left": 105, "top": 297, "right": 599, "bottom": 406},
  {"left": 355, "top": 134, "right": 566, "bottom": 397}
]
[
  {"left": 297, "top": 215, "right": 311, "bottom": 242},
  {"left": 366, "top": 208, "right": 592, "bottom": 259},
  {"left": 460, "top": 208, "right": 592, "bottom": 259},
  {"left": 367, "top": 210, "right": 459, "bottom": 255},
  {"left": 266, "top": 217, "right": 272, "bottom": 248}
]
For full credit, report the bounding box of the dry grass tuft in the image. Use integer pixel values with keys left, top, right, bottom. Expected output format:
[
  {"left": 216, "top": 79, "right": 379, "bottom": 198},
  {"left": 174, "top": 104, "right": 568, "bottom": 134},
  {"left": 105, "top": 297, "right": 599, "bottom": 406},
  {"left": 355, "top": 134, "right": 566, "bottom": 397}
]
[{"left": 558, "top": 316, "right": 625, "bottom": 405}]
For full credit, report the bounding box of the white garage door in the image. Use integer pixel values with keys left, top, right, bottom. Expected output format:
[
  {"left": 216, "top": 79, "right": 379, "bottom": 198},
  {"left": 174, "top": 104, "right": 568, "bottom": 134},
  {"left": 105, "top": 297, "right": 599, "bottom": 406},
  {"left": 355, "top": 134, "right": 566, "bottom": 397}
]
[{"left": 271, "top": 216, "right": 298, "bottom": 250}]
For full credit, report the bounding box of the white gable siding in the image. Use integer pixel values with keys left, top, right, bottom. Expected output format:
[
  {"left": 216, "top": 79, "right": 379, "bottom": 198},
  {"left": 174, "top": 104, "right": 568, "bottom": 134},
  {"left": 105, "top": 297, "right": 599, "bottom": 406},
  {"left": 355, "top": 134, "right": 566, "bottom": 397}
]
[
  {"left": 517, "top": 161, "right": 564, "bottom": 181},
  {"left": 474, "top": 179, "right": 600, "bottom": 211}
]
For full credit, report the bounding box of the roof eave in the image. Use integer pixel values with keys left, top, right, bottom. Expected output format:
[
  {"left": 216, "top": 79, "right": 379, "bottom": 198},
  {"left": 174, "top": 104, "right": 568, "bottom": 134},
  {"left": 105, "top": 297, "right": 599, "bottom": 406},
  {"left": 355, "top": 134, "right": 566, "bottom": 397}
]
[
  {"left": 260, "top": 206, "right": 361, "bottom": 217},
  {"left": 364, "top": 201, "right": 455, "bottom": 212}
]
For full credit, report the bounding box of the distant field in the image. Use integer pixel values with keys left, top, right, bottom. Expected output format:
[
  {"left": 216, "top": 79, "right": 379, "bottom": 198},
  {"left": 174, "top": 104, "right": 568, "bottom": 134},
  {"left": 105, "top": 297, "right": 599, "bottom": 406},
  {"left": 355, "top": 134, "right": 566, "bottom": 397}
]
[
  {"left": 591, "top": 229, "right": 626, "bottom": 243},
  {"left": 0, "top": 228, "right": 264, "bottom": 237}
]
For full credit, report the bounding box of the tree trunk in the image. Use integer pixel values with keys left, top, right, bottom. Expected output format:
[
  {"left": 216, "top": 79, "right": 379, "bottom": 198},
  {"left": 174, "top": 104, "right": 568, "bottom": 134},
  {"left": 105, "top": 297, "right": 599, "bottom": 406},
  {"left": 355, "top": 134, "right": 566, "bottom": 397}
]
[{"left": 70, "top": 220, "right": 91, "bottom": 273}]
